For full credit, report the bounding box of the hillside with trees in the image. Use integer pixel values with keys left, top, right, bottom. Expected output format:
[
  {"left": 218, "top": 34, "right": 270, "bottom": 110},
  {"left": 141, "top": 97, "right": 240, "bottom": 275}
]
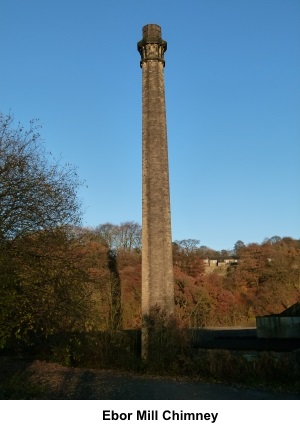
[
  {"left": 1, "top": 113, "right": 299, "bottom": 351},
  {"left": 96, "top": 227, "right": 300, "bottom": 329}
]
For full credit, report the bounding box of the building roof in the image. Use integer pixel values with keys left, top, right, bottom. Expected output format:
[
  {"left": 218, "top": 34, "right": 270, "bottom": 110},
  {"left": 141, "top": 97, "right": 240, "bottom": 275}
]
[{"left": 279, "top": 302, "right": 300, "bottom": 317}]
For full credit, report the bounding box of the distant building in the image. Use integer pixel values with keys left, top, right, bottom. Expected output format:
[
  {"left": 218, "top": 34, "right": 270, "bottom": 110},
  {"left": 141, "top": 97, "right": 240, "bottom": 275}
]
[{"left": 203, "top": 258, "right": 238, "bottom": 267}]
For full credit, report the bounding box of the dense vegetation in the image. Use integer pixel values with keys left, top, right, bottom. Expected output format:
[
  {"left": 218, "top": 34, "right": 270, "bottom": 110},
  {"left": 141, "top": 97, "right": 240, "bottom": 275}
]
[
  {"left": 3, "top": 220, "right": 299, "bottom": 350},
  {"left": 1, "top": 113, "right": 299, "bottom": 351}
]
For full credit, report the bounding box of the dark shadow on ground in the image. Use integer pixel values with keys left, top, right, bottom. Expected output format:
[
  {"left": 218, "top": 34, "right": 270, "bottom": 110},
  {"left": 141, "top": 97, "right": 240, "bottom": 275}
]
[{"left": 2, "top": 359, "right": 299, "bottom": 400}]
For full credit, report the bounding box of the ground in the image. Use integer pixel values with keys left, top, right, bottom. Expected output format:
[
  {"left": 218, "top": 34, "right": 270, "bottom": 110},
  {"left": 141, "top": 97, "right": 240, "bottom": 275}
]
[{"left": 1, "top": 358, "right": 299, "bottom": 400}]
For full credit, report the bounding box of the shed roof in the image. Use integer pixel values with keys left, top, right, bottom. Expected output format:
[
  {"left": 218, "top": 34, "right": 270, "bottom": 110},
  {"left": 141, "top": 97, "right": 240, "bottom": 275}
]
[{"left": 279, "top": 302, "right": 300, "bottom": 317}]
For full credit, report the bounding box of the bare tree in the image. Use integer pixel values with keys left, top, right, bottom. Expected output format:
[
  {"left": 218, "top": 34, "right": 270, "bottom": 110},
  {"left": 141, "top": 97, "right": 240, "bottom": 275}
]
[
  {"left": 175, "top": 239, "right": 200, "bottom": 254},
  {"left": 96, "top": 221, "right": 141, "bottom": 251},
  {"left": 0, "top": 113, "right": 82, "bottom": 241},
  {"left": 173, "top": 239, "right": 204, "bottom": 277}
]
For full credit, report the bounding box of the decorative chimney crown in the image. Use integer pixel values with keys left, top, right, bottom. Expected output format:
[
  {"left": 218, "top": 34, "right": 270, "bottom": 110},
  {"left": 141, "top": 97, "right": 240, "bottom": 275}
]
[{"left": 137, "top": 24, "right": 167, "bottom": 67}]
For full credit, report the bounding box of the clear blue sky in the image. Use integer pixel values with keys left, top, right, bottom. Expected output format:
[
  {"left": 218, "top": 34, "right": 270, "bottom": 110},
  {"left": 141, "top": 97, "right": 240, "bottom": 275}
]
[{"left": 1, "top": 0, "right": 299, "bottom": 250}]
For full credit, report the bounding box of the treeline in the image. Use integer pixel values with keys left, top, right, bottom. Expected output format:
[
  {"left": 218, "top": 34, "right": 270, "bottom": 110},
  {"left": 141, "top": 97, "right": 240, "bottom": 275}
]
[
  {"left": 172, "top": 235, "right": 300, "bottom": 326},
  {"left": 2, "top": 220, "right": 299, "bottom": 348},
  {"left": 89, "top": 227, "right": 300, "bottom": 328},
  {"left": 1, "top": 113, "right": 299, "bottom": 350}
]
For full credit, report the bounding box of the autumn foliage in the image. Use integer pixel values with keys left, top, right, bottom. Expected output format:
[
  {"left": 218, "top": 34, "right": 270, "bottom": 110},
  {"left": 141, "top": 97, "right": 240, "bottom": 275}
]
[
  {"left": 1, "top": 114, "right": 300, "bottom": 349},
  {"left": 1, "top": 222, "right": 300, "bottom": 349}
]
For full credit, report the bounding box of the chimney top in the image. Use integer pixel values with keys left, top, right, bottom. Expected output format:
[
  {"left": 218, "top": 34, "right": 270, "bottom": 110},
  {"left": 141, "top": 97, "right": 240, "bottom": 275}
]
[{"left": 142, "top": 24, "right": 162, "bottom": 39}]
